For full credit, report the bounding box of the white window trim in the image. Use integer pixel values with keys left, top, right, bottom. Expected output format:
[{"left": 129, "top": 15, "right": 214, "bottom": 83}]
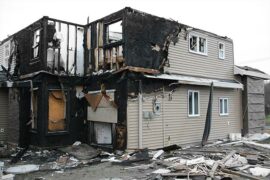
[
  {"left": 219, "top": 97, "right": 229, "bottom": 116},
  {"left": 218, "top": 42, "right": 225, "bottom": 59},
  {"left": 188, "top": 90, "right": 200, "bottom": 117},
  {"left": 188, "top": 33, "right": 208, "bottom": 56}
]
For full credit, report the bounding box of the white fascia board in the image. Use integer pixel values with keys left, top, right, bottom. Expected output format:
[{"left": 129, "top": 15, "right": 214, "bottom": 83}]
[
  {"left": 145, "top": 74, "right": 243, "bottom": 89},
  {"left": 234, "top": 66, "right": 270, "bottom": 80}
]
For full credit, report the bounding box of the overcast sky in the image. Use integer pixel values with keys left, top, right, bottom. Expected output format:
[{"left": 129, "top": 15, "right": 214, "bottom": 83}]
[{"left": 0, "top": 0, "right": 270, "bottom": 74}]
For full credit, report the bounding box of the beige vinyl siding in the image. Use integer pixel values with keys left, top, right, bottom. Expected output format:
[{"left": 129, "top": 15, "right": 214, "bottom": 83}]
[
  {"left": 167, "top": 30, "right": 234, "bottom": 80},
  {"left": 127, "top": 100, "right": 139, "bottom": 148},
  {"left": 127, "top": 85, "right": 242, "bottom": 149}
]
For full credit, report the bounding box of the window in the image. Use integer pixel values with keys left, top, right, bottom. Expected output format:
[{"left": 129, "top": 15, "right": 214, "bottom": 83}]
[
  {"left": 218, "top": 42, "right": 225, "bottom": 59},
  {"left": 32, "top": 29, "right": 40, "bottom": 59},
  {"left": 48, "top": 90, "right": 67, "bottom": 132},
  {"left": 189, "top": 34, "right": 207, "bottom": 55},
  {"left": 188, "top": 90, "right": 200, "bottom": 116},
  {"left": 106, "top": 20, "right": 122, "bottom": 44},
  {"left": 219, "top": 98, "right": 228, "bottom": 115}
]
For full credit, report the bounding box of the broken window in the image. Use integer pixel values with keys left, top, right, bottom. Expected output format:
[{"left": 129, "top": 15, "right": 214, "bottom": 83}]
[
  {"left": 32, "top": 29, "right": 41, "bottom": 59},
  {"left": 106, "top": 20, "right": 123, "bottom": 44},
  {"left": 189, "top": 35, "right": 197, "bottom": 51},
  {"left": 218, "top": 42, "right": 225, "bottom": 59},
  {"left": 188, "top": 90, "right": 200, "bottom": 116},
  {"left": 68, "top": 25, "right": 76, "bottom": 74},
  {"left": 219, "top": 98, "right": 228, "bottom": 115},
  {"left": 199, "top": 37, "right": 206, "bottom": 53},
  {"left": 189, "top": 34, "right": 207, "bottom": 55},
  {"left": 48, "top": 90, "right": 67, "bottom": 132}
]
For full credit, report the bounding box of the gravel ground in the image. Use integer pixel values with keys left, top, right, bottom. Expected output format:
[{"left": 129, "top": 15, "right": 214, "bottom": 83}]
[{"left": 14, "top": 162, "right": 155, "bottom": 180}]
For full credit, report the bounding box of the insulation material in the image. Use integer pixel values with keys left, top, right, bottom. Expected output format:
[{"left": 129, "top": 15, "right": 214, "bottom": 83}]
[
  {"left": 98, "top": 48, "right": 104, "bottom": 65},
  {"left": 116, "top": 125, "right": 127, "bottom": 149},
  {"left": 116, "top": 45, "right": 123, "bottom": 62},
  {"left": 94, "top": 122, "right": 112, "bottom": 144},
  {"left": 48, "top": 91, "right": 66, "bottom": 132},
  {"left": 87, "top": 26, "right": 91, "bottom": 50},
  {"left": 97, "top": 22, "right": 103, "bottom": 47},
  {"left": 94, "top": 48, "right": 99, "bottom": 71},
  {"left": 76, "top": 27, "right": 84, "bottom": 75}
]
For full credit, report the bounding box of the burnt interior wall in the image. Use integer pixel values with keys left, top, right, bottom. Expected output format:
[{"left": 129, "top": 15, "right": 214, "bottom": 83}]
[
  {"left": 123, "top": 8, "right": 180, "bottom": 70},
  {"left": 19, "top": 87, "right": 31, "bottom": 147},
  {"left": 15, "top": 19, "right": 45, "bottom": 75},
  {"left": 85, "top": 9, "right": 124, "bottom": 73}
]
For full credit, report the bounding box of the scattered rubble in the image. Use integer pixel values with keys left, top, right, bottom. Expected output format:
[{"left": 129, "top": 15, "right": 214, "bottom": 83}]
[{"left": 0, "top": 133, "right": 270, "bottom": 179}]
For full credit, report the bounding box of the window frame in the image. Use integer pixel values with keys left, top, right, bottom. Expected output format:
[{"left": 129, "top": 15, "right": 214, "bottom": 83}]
[
  {"left": 219, "top": 97, "right": 229, "bottom": 116},
  {"left": 105, "top": 19, "right": 123, "bottom": 45},
  {"left": 218, "top": 42, "right": 225, "bottom": 59},
  {"left": 31, "top": 28, "right": 41, "bottom": 60},
  {"left": 188, "top": 33, "right": 208, "bottom": 56},
  {"left": 188, "top": 90, "right": 200, "bottom": 117}
]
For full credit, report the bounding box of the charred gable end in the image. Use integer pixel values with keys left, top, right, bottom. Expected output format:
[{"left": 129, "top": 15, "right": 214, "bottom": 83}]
[{"left": 124, "top": 8, "right": 182, "bottom": 71}]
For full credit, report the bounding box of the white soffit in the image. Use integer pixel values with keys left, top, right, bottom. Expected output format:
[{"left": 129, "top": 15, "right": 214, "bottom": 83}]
[
  {"left": 234, "top": 66, "right": 270, "bottom": 80},
  {"left": 145, "top": 74, "right": 243, "bottom": 89}
]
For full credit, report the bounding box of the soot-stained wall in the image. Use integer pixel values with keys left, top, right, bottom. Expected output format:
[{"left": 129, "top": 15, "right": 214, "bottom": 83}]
[{"left": 123, "top": 8, "right": 181, "bottom": 71}]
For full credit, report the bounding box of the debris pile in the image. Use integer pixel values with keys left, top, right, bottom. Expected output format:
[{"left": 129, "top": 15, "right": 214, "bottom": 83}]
[{"left": 0, "top": 133, "right": 270, "bottom": 179}]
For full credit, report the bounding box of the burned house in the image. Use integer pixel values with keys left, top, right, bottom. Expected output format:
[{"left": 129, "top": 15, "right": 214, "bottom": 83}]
[
  {"left": 0, "top": 7, "right": 269, "bottom": 150},
  {"left": 83, "top": 7, "right": 244, "bottom": 150}
]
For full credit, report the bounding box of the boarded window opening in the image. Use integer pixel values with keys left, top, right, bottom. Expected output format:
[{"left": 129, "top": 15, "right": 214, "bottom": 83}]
[
  {"left": 106, "top": 21, "right": 122, "bottom": 44},
  {"left": 48, "top": 90, "right": 66, "bottom": 132}
]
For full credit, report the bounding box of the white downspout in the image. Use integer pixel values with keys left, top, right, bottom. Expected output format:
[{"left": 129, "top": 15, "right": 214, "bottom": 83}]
[{"left": 138, "top": 81, "right": 143, "bottom": 149}]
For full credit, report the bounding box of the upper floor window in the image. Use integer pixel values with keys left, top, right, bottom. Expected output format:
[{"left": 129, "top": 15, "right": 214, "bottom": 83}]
[
  {"left": 219, "top": 98, "right": 228, "bottom": 115},
  {"left": 106, "top": 20, "right": 122, "bottom": 44},
  {"left": 188, "top": 90, "right": 200, "bottom": 117},
  {"left": 189, "top": 34, "right": 207, "bottom": 55},
  {"left": 32, "top": 29, "right": 41, "bottom": 59},
  {"left": 218, "top": 42, "right": 225, "bottom": 59}
]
